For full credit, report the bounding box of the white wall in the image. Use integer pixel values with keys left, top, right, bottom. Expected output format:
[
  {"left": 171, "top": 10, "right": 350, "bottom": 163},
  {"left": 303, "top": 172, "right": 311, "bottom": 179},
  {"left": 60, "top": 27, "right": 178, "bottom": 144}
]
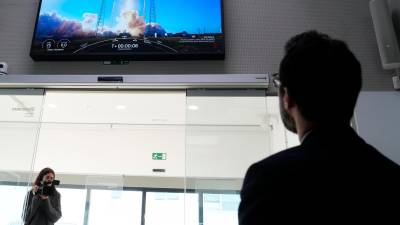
[{"left": 355, "top": 91, "right": 400, "bottom": 165}]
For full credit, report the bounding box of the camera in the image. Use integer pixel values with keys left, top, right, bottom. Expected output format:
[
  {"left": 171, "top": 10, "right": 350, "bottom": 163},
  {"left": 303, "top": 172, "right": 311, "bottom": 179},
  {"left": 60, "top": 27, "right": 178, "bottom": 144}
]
[
  {"left": 0, "top": 62, "right": 7, "bottom": 75},
  {"left": 38, "top": 180, "right": 60, "bottom": 196}
]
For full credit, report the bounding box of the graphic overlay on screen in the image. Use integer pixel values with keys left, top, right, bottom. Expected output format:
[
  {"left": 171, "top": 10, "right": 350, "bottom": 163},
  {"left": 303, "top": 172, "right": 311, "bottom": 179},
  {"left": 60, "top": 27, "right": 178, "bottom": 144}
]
[{"left": 30, "top": 0, "right": 224, "bottom": 60}]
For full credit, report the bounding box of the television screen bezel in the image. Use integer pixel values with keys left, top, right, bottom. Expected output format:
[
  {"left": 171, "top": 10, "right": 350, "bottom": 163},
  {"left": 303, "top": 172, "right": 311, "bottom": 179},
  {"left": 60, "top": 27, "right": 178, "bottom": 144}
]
[{"left": 29, "top": 0, "right": 225, "bottom": 61}]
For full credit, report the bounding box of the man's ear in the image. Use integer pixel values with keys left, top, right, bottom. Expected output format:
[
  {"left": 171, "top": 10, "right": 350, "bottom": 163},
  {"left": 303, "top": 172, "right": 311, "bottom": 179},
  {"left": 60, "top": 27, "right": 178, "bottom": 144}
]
[{"left": 282, "top": 87, "right": 295, "bottom": 110}]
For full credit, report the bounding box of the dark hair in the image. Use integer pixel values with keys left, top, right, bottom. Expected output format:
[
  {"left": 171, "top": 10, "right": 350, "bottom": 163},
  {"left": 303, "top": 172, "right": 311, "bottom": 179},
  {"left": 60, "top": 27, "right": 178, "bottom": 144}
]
[
  {"left": 34, "top": 167, "right": 55, "bottom": 186},
  {"left": 279, "top": 30, "right": 362, "bottom": 125}
]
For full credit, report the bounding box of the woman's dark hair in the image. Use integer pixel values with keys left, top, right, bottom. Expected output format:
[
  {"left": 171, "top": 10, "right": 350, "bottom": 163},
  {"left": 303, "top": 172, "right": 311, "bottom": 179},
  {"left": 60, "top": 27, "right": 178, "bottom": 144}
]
[
  {"left": 279, "top": 30, "right": 362, "bottom": 125},
  {"left": 34, "top": 167, "right": 55, "bottom": 186}
]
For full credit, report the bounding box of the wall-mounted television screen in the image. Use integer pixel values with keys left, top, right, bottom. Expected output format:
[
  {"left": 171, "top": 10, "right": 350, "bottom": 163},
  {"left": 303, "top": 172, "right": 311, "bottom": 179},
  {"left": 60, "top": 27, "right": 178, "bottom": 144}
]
[{"left": 30, "top": 0, "right": 224, "bottom": 61}]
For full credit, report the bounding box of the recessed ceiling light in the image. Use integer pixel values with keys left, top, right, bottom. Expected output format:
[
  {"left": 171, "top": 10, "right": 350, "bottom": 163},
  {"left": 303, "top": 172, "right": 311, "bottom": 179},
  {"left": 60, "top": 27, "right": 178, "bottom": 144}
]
[
  {"left": 188, "top": 105, "right": 199, "bottom": 111},
  {"left": 116, "top": 105, "right": 127, "bottom": 110}
]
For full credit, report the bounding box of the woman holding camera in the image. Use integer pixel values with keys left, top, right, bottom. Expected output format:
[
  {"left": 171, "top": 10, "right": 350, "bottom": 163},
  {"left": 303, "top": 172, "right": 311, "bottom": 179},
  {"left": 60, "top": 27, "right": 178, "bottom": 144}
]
[{"left": 22, "top": 167, "right": 62, "bottom": 225}]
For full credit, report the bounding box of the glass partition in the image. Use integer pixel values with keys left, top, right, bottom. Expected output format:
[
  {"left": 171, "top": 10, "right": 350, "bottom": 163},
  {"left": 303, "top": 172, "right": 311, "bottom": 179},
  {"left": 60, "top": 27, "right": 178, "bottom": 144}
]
[
  {"left": 0, "top": 89, "right": 298, "bottom": 225},
  {"left": 203, "top": 193, "right": 240, "bottom": 225},
  {"left": 57, "top": 187, "right": 87, "bottom": 225},
  {"left": 0, "top": 89, "right": 45, "bottom": 225},
  {"left": 35, "top": 90, "right": 187, "bottom": 225},
  {"left": 88, "top": 189, "right": 142, "bottom": 225},
  {"left": 145, "top": 192, "right": 198, "bottom": 225},
  {"left": 185, "top": 90, "right": 300, "bottom": 225},
  {"left": 265, "top": 96, "right": 299, "bottom": 152},
  {"left": 184, "top": 90, "right": 269, "bottom": 225}
]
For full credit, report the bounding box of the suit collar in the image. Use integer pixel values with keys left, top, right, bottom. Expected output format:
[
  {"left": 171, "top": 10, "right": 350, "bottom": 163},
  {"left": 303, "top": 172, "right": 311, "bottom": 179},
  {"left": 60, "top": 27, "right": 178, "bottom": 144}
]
[{"left": 300, "top": 125, "right": 361, "bottom": 148}]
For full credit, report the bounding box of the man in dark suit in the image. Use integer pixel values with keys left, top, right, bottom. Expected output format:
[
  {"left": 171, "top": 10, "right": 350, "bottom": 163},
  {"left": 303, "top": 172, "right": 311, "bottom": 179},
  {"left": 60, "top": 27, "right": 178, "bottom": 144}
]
[{"left": 238, "top": 31, "right": 400, "bottom": 224}]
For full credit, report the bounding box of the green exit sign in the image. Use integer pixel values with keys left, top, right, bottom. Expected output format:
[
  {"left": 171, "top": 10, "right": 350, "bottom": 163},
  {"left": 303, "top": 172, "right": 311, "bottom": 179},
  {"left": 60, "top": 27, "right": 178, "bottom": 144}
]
[{"left": 152, "top": 153, "right": 167, "bottom": 160}]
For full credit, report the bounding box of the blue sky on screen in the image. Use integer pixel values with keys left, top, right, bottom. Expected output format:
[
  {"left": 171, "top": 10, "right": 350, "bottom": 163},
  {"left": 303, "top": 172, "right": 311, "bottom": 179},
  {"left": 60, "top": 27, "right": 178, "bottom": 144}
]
[{"left": 39, "top": 0, "right": 222, "bottom": 34}]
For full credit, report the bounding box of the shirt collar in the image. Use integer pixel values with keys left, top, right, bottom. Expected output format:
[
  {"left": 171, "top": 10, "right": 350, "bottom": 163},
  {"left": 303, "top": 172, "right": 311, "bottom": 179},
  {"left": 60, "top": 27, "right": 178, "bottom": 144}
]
[{"left": 300, "top": 130, "right": 312, "bottom": 144}]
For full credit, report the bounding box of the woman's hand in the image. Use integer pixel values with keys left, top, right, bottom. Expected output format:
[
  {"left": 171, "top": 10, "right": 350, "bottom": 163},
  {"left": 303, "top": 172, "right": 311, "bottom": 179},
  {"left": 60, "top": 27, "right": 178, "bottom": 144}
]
[
  {"left": 32, "top": 185, "right": 39, "bottom": 194},
  {"left": 39, "top": 195, "right": 49, "bottom": 200}
]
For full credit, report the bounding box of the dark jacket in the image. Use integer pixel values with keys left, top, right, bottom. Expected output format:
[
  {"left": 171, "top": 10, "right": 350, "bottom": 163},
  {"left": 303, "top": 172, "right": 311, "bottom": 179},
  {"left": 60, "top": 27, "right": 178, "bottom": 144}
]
[
  {"left": 22, "top": 189, "right": 62, "bottom": 225},
  {"left": 239, "top": 126, "right": 400, "bottom": 224}
]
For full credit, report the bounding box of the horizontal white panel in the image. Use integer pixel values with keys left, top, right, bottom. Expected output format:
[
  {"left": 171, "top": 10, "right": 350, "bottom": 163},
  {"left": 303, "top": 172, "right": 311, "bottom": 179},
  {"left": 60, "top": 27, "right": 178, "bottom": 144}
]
[
  {"left": 186, "top": 97, "right": 268, "bottom": 125},
  {"left": 42, "top": 90, "right": 186, "bottom": 124},
  {"left": 0, "top": 74, "right": 269, "bottom": 89}
]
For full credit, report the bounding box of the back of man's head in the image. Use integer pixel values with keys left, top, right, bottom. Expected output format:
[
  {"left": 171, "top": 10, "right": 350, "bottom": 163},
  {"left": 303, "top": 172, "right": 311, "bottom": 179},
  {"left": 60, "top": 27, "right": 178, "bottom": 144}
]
[{"left": 279, "top": 31, "right": 362, "bottom": 125}]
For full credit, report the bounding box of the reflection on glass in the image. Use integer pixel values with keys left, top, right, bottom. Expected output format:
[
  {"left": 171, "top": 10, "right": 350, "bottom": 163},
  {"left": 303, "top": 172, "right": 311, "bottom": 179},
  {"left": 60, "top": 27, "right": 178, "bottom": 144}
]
[
  {"left": 145, "top": 192, "right": 198, "bottom": 225},
  {"left": 266, "top": 97, "right": 300, "bottom": 152},
  {"left": 203, "top": 194, "right": 240, "bottom": 225},
  {"left": 0, "top": 185, "right": 27, "bottom": 225},
  {"left": 57, "top": 188, "right": 87, "bottom": 225},
  {"left": 0, "top": 90, "right": 44, "bottom": 173},
  {"left": 185, "top": 93, "right": 274, "bottom": 225},
  {"left": 185, "top": 95, "right": 270, "bottom": 179},
  {"left": 0, "top": 90, "right": 44, "bottom": 225},
  {"left": 0, "top": 91, "right": 300, "bottom": 225},
  {"left": 87, "top": 190, "right": 142, "bottom": 225}
]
